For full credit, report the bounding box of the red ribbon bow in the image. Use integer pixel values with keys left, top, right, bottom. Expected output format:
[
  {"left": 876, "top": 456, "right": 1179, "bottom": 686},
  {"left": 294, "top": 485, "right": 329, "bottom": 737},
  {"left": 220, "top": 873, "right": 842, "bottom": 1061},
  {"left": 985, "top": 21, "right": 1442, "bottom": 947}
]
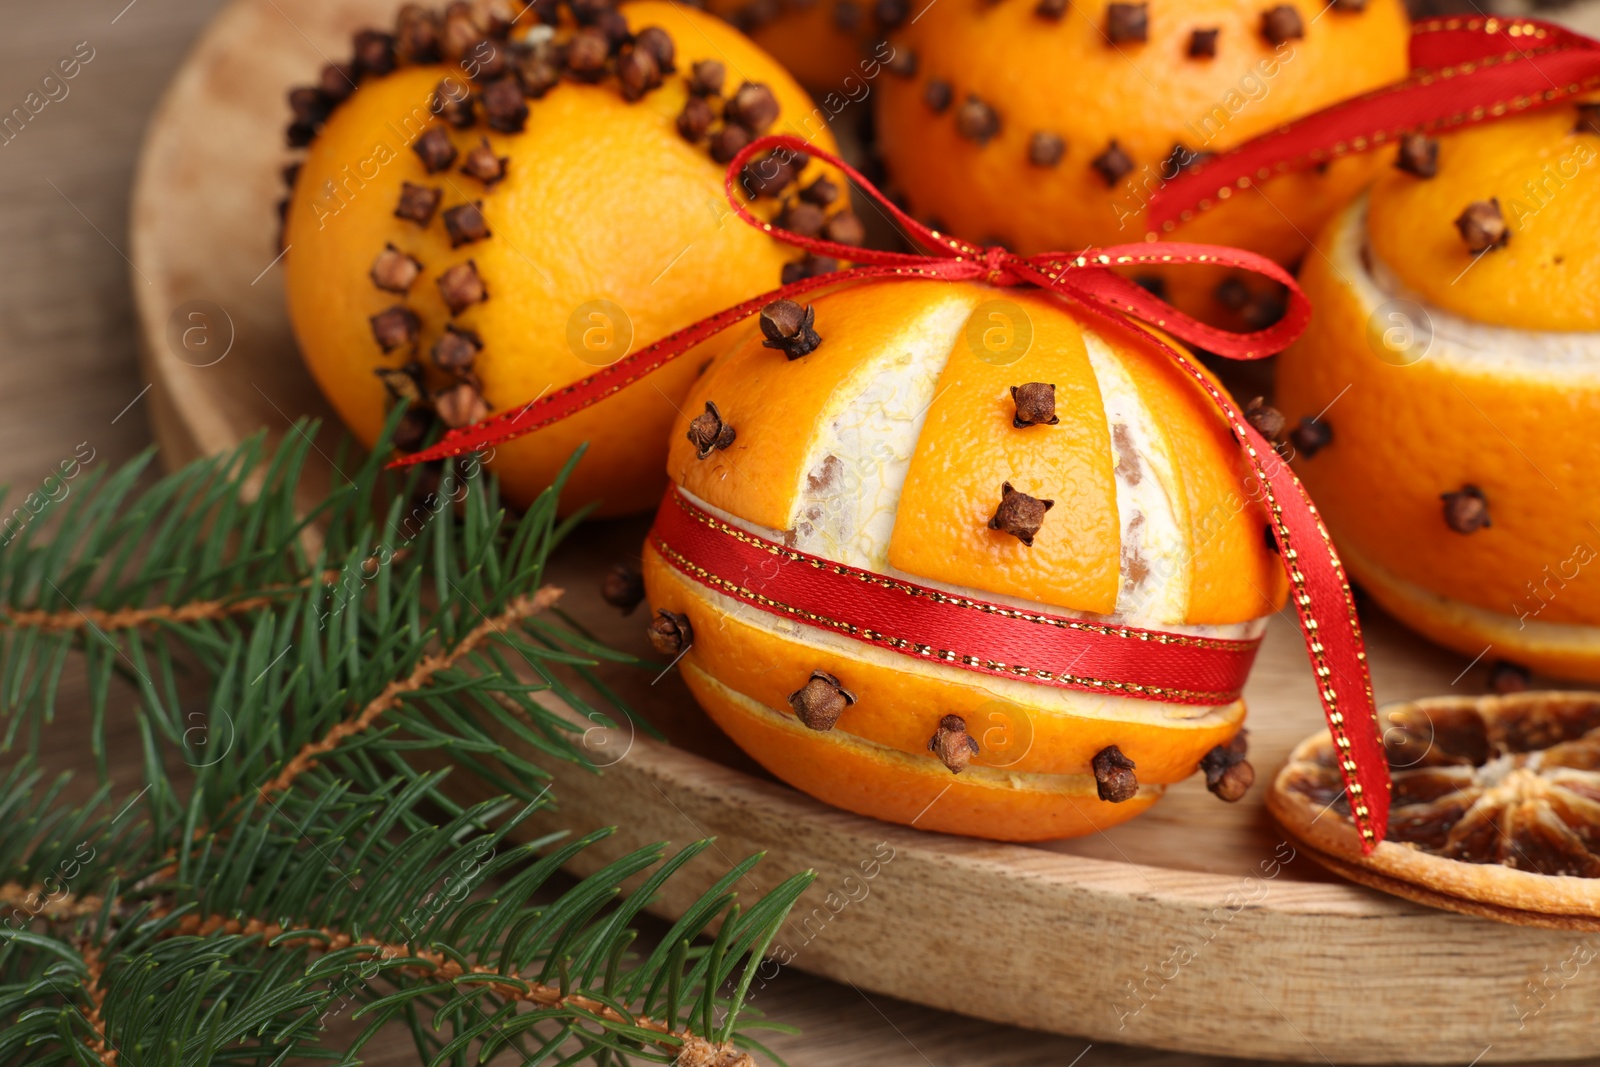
[
  {"left": 394, "top": 133, "right": 1391, "bottom": 851},
  {"left": 1147, "top": 16, "right": 1600, "bottom": 234}
]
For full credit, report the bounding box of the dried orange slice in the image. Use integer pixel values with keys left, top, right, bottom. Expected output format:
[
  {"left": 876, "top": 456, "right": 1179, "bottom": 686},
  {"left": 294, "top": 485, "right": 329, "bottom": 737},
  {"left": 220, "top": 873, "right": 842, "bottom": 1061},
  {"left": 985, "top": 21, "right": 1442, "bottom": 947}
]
[{"left": 1270, "top": 692, "right": 1600, "bottom": 929}]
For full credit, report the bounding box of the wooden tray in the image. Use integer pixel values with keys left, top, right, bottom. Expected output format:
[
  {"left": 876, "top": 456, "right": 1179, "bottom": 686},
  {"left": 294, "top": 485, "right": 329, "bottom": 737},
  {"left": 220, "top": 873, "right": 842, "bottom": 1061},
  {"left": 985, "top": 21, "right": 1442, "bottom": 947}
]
[{"left": 130, "top": 1, "right": 1600, "bottom": 1059}]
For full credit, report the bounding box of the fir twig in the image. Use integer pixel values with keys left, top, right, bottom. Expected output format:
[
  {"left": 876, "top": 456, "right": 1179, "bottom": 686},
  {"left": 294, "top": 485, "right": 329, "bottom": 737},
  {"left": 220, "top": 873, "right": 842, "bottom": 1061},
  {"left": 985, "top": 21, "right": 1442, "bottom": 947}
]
[{"left": 0, "top": 421, "right": 811, "bottom": 1066}]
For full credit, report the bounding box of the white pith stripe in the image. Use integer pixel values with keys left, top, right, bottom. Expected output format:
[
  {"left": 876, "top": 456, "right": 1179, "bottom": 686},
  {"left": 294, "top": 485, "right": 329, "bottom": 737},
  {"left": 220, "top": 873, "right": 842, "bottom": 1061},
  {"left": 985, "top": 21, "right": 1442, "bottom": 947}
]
[
  {"left": 686, "top": 660, "right": 1167, "bottom": 795},
  {"left": 1081, "top": 330, "right": 1192, "bottom": 626},
  {"left": 789, "top": 293, "right": 971, "bottom": 570},
  {"left": 1339, "top": 196, "right": 1600, "bottom": 380}
]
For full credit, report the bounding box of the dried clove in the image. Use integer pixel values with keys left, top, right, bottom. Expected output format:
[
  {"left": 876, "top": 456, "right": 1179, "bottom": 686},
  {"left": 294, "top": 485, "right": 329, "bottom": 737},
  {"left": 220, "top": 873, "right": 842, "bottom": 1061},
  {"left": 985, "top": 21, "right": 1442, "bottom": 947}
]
[
  {"left": 1243, "top": 396, "right": 1286, "bottom": 444},
  {"left": 442, "top": 201, "right": 491, "bottom": 247},
  {"left": 617, "top": 47, "right": 662, "bottom": 101},
  {"left": 395, "top": 4, "right": 442, "bottom": 63},
  {"left": 370, "top": 306, "right": 421, "bottom": 352},
  {"left": 689, "top": 58, "right": 726, "bottom": 96},
  {"left": 1215, "top": 276, "right": 1250, "bottom": 311},
  {"left": 778, "top": 201, "right": 827, "bottom": 238},
  {"left": 1010, "top": 382, "right": 1059, "bottom": 428},
  {"left": 413, "top": 126, "right": 459, "bottom": 173},
  {"left": 647, "top": 609, "right": 693, "bottom": 656},
  {"left": 1395, "top": 132, "right": 1439, "bottom": 178},
  {"left": 481, "top": 76, "right": 529, "bottom": 132},
  {"left": 823, "top": 210, "right": 865, "bottom": 246},
  {"left": 989, "top": 482, "right": 1054, "bottom": 546},
  {"left": 1035, "top": 0, "right": 1067, "bottom": 19},
  {"left": 1200, "top": 732, "right": 1254, "bottom": 802},
  {"left": 374, "top": 363, "right": 424, "bottom": 404},
  {"left": 601, "top": 563, "right": 646, "bottom": 614},
  {"left": 1575, "top": 103, "right": 1600, "bottom": 137},
  {"left": 395, "top": 182, "right": 443, "bottom": 225},
  {"left": 686, "top": 401, "right": 737, "bottom": 458},
  {"left": 1189, "top": 27, "right": 1219, "bottom": 57},
  {"left": 1092, "top": 139, "right": 1134, "bottom": 186},
  {"left": 759, "top": 299, "right": 822, "bottom": 358},
  {"left": 709, "top": 123, "right": 752, "bottom": 164},
  {"left": 875, "top": 0, "right": 910, "bottom": 27},
  {"left": 1029, "top": 131, "right": 1066, "bottom": 168},
  {"left": 788, "top": 670, "right": 857, "bottom": 731},
  {"left": 353, "top": 29, "right": 398, "bottom": 77},
  {"left": 1092, "top": 745, "right": 1139, "bottom": 803},
  {"left": 1441, "top": 485, "right": 1490, "bottom": 533},
  {"left": 633, "top": 26, "right": 677, "bottom": 73},
  {"left": 565, "top": 27, "right": 611, "bottom": 80},
  {"left": 371, "top": 244, "right": 423, "bottom": 293},
  {"left": 1260, "top": 4, "right": 1304, "bottom": 45},
  {"left": 956, "top": 95, "right": 1001, "bottom": 145},
  {"left": 393, "top": 407, "right": 436, "bottom": 452},
  {"left": 460, "top": 138, "right": 508, "bottom": 185},
  {"left": 1488, "top": 660, "right": 1531, "bottom": 695},
  {"left": 1289, "top": 416, "right": 1332, "bottom": 458},
  {"left": 433, "top": 381, "right": 489, "bottom": 428},
  {"left": 923, "top": 79, "right": 952, "bottom": 113},
  {"left": 725, "top": 82, "right": 781, "bottom": 133},
  {"left": 677, "top": 96, "right": 714, "bottom": 142},
  {"left": 1105, "top": 3, "right": 1148, "bottom": 43},
  {"left": 433, "top": 80, "right": 476, "bottom": 128},
  {"left": 780, "top": 254, "right": 839, "bottom": 285},
  {"left": 432, "top": 324, "right": 483, "bottom": 370},
  {"left": 834, "top": 0, "right": 862, "bottom": 31},
  {"left": 1455, "top": 199, "right": 1509, "bottom": 253},
  {"left": 436, "top": 260, "right": 487, "bottom": 314},
  {"left": 886, "top": 48, "right": 917, "bottom": 78},
  {"left": 799, "top": 175, "right": 840, "bottom": 207},
  {"left": 928, "top": 714, "right": 980, "bottom": 774}
]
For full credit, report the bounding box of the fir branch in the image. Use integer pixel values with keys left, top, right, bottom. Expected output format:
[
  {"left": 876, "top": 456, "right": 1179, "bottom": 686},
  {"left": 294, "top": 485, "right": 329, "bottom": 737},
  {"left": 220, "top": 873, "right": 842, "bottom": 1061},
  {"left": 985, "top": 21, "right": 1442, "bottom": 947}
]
[{"left": 0, "top": 423, "right": 811, "bottom": 1066}]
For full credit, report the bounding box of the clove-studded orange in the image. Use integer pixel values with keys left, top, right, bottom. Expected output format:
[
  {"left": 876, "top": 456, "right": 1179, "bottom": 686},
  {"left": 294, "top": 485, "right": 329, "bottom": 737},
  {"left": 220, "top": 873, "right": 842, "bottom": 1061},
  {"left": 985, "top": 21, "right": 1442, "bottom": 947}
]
[
  {"left": 871, "top": 0, "right": 1410, "bottom": 324},
  {"left": 640, "top": 279, "right": 1287, "bottom": 840},
  {"left": 280, "top": 0, "right": 845, "bottom": 516},
  {"left": 1276, "top": 106, "right": 1600, "bottom": 682}
]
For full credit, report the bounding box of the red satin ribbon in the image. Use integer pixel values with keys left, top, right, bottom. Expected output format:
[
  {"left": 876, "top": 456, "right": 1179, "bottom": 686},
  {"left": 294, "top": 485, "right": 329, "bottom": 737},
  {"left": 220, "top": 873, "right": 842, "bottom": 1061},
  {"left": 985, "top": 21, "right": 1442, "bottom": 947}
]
[
  {"left": 1147, "top": 16, "right": 1600, "bottom": 234},
  {"left": 653, "top": 486, "right": 1263, "bottom": 705},
  {"left": 390, "top": 133, "right": 1391, "bottom": 851}
]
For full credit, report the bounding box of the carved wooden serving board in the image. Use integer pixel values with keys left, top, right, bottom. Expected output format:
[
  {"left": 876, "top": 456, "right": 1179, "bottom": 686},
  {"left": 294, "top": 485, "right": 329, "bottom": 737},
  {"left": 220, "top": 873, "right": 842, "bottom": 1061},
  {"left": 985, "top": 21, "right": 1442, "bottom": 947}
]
[{"left": 130, "top": 0, "right": 1600, "bottom": 1059}]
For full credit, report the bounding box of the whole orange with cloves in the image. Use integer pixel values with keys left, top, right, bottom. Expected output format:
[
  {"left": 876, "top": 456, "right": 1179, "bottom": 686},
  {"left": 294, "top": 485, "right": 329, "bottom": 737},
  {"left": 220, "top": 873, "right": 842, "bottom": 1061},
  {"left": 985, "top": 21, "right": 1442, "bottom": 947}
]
[
  {"left": 279, "top": 0, "right": 848, "bottom": 516},
  {"left": 871, "top": 0, "right": 1411, "bottom": 325},
  {"left": 1277, "top": 106, "right": 1600, "bottom": 682},
  {"left": 639, "top": 279, "right": 1283, "bottom": 841}
]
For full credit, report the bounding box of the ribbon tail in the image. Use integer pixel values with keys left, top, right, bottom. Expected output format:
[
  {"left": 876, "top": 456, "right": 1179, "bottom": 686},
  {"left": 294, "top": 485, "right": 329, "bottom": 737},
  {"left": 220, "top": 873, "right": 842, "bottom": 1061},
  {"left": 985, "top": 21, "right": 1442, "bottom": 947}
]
[
  {"left": 1033, "top": 282, "right": 1391, "bottom": 851},
  {"left": 1247, "top": 423, "right": 1391, "bottom": 853}
]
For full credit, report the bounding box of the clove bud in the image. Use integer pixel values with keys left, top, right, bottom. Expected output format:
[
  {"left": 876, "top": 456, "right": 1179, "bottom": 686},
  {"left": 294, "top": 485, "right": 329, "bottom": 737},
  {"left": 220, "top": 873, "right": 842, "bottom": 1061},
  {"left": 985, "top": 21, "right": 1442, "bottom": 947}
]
[
  {"left": 370, "top": 306, "right": 421, "bottom": 352},
  {"left": 647, "top": 609, "right": 693, "bottom": 656},
  {"left": 759, "top": 299, "right": 822, "bottom": 359},
  {"left": 1455, "top": 199, "right": 1509, "bottom": 253},
  {"left": 1010, "top": 382, "right": 1059, "bottom": 428},
  {"left": 371, "top": 244, "right": 423, "bottom": 293},
  {"left": 788, "top": 670, "right": 857, "bottom": 731},
  {"left": 1441, "top": 485, "right": 1490, "bottom": 533},
  {"left": 686, "top": 401, "right": 737, "bottom": 459},
  {"left": 989, "top": 482, "right": 1054, "bottom": 546},
  {"left": 1200, "top": 731, "right": 1253, "bottom": 802},
  {"left": 436, "top": 260, "right": 487, "bottom": 314},
  {"left": 1092, "top": 745, "right": 1139, "bottom": 803},
  {"left": 601, "top": 563, "right": 646, "bottom": 614},
  {"left": 1395, "top": 133, "right": 1439, "bottom": 178},
  {"left": 929, "top": 715, "right": 980, "bottom": 773}
]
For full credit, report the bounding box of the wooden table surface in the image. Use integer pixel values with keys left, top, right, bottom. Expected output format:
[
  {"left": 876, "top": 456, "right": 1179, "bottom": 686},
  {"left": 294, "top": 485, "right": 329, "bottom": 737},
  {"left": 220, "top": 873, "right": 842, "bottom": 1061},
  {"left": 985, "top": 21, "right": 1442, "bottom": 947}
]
[{"left": 5, "top": 2, "right": 1599, "bottom": 1065}]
